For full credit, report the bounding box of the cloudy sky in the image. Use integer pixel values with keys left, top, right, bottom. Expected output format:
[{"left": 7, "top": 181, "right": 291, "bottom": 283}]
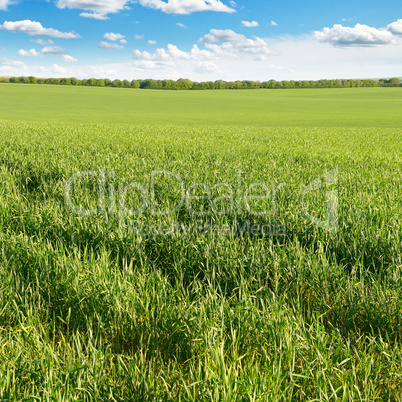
[{"left": 0, "top": 0, "right": 401, "bottom": 81}]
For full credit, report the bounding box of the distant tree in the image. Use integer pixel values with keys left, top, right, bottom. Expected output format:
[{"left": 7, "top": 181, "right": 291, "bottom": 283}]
[
  {"left": 214, "top": 80, "right": 226, "bottom": 89},
  {"left": 131, "top": 80, "right": 140, "bottom": 88},
  {"left": 86, "top": 78, "right": 97, "bottom": 86},
  {"left": 70, "top": 77, "right": 80, "bottom": 86},
  {"left": 243, "top": 80, "right": 257, "bottom": 89},
  {"left": 6, "top": 74, "right": 397, "bottom": 91},
  {"left": 264, "top": 80, "right": 276, "bottom": 89},
  {"left": 141, "top": 79, "right": 158, "bottom": 89},
  {"left": 59, "top": 78, "right": 71, "bottom": 85},
  {"left": 299, "top": 80, "right": 310, "bottom": 88},
  {"left": 159, "top": 80, "right": 171, "bottom": 89},
  {"left": 389, "top": 78, "right": 401, "bottom": 87},
  {"left": 196, "top": 81, "right": 210, "bottom": 90},
  {"left": 176, "top": 78, "right": 193, "bottom": 90},
  {"left": 112, "top": 79, "right": 124, "bottom": 87},
  {"left": 361, "top": 79, "right": 376, "bottom": 87}
]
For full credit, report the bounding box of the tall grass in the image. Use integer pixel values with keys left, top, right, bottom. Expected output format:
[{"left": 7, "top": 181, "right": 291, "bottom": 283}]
[{"left": 0, "top": 121, "right": 401, "bottom": 399}]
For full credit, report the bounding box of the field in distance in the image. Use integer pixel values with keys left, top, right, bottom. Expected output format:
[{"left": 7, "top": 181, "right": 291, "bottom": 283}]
[{"left": 0, "top": 84, "right": 402, "bottom": 127}]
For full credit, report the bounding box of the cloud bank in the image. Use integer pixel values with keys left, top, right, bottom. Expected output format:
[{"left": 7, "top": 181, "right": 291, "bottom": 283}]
[
  {"left": 1, "top": 20, "right": 79, "bottom": 38},
  {"left": 138, "top": 0, "right": 235, "bottom": 14},
  {"left": 314, "top": 23, "right": 394, "bottom": 47},
  {"left": 388, "top": 19, "right": 402, "bottom": 36},
  {"left": 55, "top": 0, "right": 235, "bottom": 17}
]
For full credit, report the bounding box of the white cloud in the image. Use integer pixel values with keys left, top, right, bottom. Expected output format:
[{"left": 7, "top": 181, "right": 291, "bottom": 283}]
[
  {"left": 0, "top": 0, "right": 12, "bottom": 11},
  {"left": 1, "top": 20, "right": 80, "bottom": 38},
  {"left": 176, "top": 23, "right": 187, "bottom": 28},
  {"left": 134, "top": 60, "right": 160, "bottom": 69},
  {"left": 267, "top": 64, "right": 294, "bottom": 73},
  {"left": 57, "top": 0, "right": 129, "bottom": 18},
  {"left": 133, "top": 29, "right": 273, "bottom": 74},
  {"left": 134, "top": 34, "right": 144, "bottom": 39},
  {"left": 199, "top": 29, "right": 272, "bottom": 59},
  {"left": 129, "top": 28, "right": 402, "bottom": 81},
  {"left": 195, "top": 61, "right": 219, "bottom": 73},
  {"left": 31, "top": 39, "right": 54, "bottom": 46},
  {"left": 314, "top": 23, "right": 394, "bottom": 47},
  {"left": 18, "top": 48, "right": 42, "bottom": 57},
  {"left": 63, "top": 54, "right": 78, "bottom": 62},
  {"left": 52, "top": 64, "right": 67, "bottom": 74},
  {"left": 148, "top": 39, "right": 157, "bottom": 44},
  {"left": 241, "top": 20, "right": 259, "bottom": 28},
  {"left": 19, "top": 31, "right": 402, "bottom": 82},
  {"left": 80, "top": 12, "right": 109, "bottom": 20},
  {"left": 42, "top": 46, "right": 68, "bottom": 54},
  {"left": 137, "top": 0, "right": 235, "bottom": 14},
  {"left": 133, "top": 44, "right": 212, "bottom": 65},
  {"left": 60, "top": 0, "right": 233, "bottom": 19},
  {"left": 120, "top": 39, "right": 127, "bottom": 44},
  {"left": 0, "top": 57, "right": 27, "bottom": 75},
  {"left": 199, "top": 29, "right": 245, "bottom": 44},
  {"left": 104, "top": 32, "right": 125, "bottom": 41},
  {"left": 0, "top": 57, "right": 25, "bottom": 67},
  {"left": 81, "top": 66, "right": 118, "bottom": 78},
  {"left": 264, "top": 34, "right": 402, "bottom": 80},
  {"left": 271, "top": 20, "right": 278, "bottom": 26},
  {"left": 388, "top": 19, "right": 402, "bottom": 36},
  {"left": 98, "top": 41, "right": 124, "bottom": 49}
]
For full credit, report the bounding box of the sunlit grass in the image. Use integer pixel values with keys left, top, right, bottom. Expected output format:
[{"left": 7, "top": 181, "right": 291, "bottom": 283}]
[{"left": 0, "top": 118, "right": 401, "bottom": 399}]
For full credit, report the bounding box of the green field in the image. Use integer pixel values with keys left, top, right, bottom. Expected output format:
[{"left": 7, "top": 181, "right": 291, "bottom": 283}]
[
  {"left": 0, "top": 85, "right": 401, "bottom": 400},
  {"left": 1, "top": 84, "right": 402, "bottom": 127}
]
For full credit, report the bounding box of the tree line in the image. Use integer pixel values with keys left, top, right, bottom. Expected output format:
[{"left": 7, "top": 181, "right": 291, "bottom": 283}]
[{"left": 3, "top": 76, "right": 401, "bottom": 89}]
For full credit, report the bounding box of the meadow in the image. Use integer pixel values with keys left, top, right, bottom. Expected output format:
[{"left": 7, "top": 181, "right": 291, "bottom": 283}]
[
  {"left": 0, "top": 85, "right": 401, "bottom": 400},
  {"left": 1, "top": 84, "right": 402, "bottom": 127}
]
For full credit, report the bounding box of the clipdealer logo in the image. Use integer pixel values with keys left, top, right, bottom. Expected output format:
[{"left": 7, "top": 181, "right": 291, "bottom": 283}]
[{"left": 65, "top": 169, "right": 339, "bottom": 237}]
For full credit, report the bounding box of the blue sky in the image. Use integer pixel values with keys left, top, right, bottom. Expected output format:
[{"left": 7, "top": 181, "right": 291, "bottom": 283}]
[{"left": 1, "top": 0, "right": 401, "bottom": 80}]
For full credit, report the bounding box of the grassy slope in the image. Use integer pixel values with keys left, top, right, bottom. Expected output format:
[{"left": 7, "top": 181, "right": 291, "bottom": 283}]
[
  {"left": 0, "top": 84, "right": 402, "bottom": 127},
  {"left": 0, "top": 85, "right": 401, "bottom": 400}
]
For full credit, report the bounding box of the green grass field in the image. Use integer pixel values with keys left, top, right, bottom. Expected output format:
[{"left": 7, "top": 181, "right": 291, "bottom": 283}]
[
  {"left": 0, "top": 85, "right": 401, "bottom": 400},
  {"left": 2, "top": 84, "right": 402, "bottom": 127}
]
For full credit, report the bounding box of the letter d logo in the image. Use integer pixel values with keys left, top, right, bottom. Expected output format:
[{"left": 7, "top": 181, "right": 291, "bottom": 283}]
[{"left": 302, "top": 170, "right": 339, "bottom": 234}]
